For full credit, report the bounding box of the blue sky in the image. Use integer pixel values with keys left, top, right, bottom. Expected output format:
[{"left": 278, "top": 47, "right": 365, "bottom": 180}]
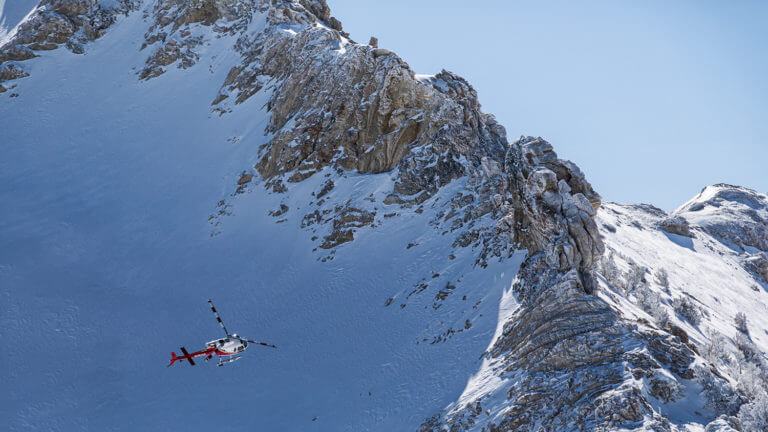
[
  {"left": 328, "top": 0, "right": 768, "bottom": 210},
  {"left": 3, "top": 0, "right": 766, "bottom": 210}
]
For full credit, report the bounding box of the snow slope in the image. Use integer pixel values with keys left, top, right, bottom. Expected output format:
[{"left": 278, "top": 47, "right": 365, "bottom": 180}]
[
  {"left": 598, "top": 200, "right": 768, "bottom": 355},
  {"left": 595, "top": 195, "right": 768, "bottom": 430},
  {"left": 0, "top": 5, "right": 523, "bottom": 431}
]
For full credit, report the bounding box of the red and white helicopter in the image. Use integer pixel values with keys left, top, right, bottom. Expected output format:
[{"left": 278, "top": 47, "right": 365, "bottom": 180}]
[{"left": 169, "top": 300, "right": 276, "bottom": 367}]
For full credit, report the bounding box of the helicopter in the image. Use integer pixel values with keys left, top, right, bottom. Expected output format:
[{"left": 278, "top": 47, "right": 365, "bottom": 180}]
[{"left": 169, "top": 299, "right": 276, "bottom": 367}]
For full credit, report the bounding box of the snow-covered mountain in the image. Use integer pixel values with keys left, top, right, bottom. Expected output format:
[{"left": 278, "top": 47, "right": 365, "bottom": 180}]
[{"left": 1, "top": 1, "right": 766, "bottom": 431}]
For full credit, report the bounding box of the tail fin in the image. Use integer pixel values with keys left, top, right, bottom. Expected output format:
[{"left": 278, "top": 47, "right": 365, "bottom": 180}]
[{"left": 168, "top": 352, "right": 178, "bottom": 367}]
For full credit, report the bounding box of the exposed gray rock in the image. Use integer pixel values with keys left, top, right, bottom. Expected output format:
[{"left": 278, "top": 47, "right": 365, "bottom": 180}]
[
  {"left": 319, "top": 206, "right": 375, "bottom": 249},
  {"left": 207, "top": 4, "right": 517, "bottom": 262},
  {"left": 0, "top": 63, "right": 30, "bottom": 81},
  {"left": 213, "top": 12, "right": 507, "bottom": 185},
  {"left": 298, "top": 0, "right": 330, "bottom": 20},
  {"left": 326, "top": 16, "right": 342, "bottom": 31},
  {"left": 505, "top": 136, "right": 604, "bottom": 274},
  {"left": 139, "top": 37, "right": 202, "bottom": 79},
  {"left": 0, "top": 45, "right": 37, "bottom": 63},
  {"left": 743, "top": 252, "right": 768, "bottom": 284},
  {"left": 660, "top": 215, "right": 695, "bottom": 238}
]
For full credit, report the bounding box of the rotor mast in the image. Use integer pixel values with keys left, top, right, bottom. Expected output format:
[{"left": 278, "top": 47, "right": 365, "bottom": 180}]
[{"left": 208, "top": 299, "right": 230, "bottom": 336}]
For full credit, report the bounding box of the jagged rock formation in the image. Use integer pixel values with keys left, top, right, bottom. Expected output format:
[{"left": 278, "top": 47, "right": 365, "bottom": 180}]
[
  {"left": 214, "top": 11, "right": 508, "bottom": 191},
  {"left": 191, "top": 0, "right": 516, "bottom": 262},
  {"left": 424, "top": 138, "right": 724, "bottom": 431},
  {"left": 505, "top": 136, "right": 603, "bottom": 276}
]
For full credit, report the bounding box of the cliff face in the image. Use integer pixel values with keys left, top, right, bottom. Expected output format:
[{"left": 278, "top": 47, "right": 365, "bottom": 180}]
[{"left": 2, "top": 1, "right": 766, "bottom": 431}]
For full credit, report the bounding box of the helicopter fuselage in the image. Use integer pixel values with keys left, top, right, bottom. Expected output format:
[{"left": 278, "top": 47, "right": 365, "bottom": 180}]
[{"left": 206, "top": 334, "right": 248, "bottom": 355}]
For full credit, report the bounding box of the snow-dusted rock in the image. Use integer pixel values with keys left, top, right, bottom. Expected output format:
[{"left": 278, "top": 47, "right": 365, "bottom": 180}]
[
  {"left": 505, "top": 136, "right": 604, "bottom": 273},
  {"left": 676, "top": 184, "right": 768, "bottom": 252},
  {"left": 743, "top": 252, "right": 768, "bottom": 284},
  {"left": 659, "top": 215, "right": 695, "bottom": 238},
  {"left": 704, "top": 415, "right": 741, "bottom": 432},
  {"left": 0, "top": 0, "right": 135, "bottom": 86}
]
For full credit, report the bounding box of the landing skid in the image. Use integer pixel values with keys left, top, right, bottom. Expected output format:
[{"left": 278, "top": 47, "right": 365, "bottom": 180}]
[{"left": 217, "top": 355, "right": 242, "bottom": 367}]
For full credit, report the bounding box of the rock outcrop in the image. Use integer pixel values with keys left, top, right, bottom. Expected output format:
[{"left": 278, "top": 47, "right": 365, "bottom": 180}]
[
  {"left": 203, "top": 0, "right": 518, "bottom": 263},
  {"left": 424, "top": 137, "right": 703, "bottom": 431},
  {"left": 505, "top": 136, "right": 603, "bottom": 278},
  {"left": 214, "top": 16, "right": 507, "bottom": 187},
  {"left": 205, "top": 14, "right": 682, "bottom": 429},
  {"left": 659, "top": 215, "right": 695, "bottom": 238},
  {"left": 743, "top": 252, "right": 768, "bottom": 284}
]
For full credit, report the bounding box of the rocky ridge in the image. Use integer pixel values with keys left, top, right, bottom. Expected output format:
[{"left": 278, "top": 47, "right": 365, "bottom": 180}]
[
  {"left": 196, "top": 0, "right": 516, "bottom": 264},
  {"left": 225, "top": 7, "right": 759, "bottom": 424},
  {"left": 423, "top": 139, "right": 725, "bottom": 431}
]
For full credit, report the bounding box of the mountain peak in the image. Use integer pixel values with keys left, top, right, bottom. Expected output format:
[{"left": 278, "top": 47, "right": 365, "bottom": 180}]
[{"left": 675, "top": 183, "right": 768, "bottom": 252}]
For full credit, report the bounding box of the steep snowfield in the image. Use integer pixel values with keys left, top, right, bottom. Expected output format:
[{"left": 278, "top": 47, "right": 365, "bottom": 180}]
[{"left": 0, "top": 6, "right": 523, "bottom": 432}]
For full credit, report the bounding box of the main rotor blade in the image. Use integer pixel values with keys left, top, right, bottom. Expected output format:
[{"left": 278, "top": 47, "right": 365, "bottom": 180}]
[
  {"left": 248, "top": 340, "right": 277, "bottom": 349},
  {"left": 208, "top": 299, "right": 230, "bottom": 336}
]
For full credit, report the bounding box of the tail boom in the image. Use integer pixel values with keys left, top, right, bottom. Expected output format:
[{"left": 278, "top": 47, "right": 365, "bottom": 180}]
[{"left": 169, "top": 346, "right": 206, "bottom": 367}]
